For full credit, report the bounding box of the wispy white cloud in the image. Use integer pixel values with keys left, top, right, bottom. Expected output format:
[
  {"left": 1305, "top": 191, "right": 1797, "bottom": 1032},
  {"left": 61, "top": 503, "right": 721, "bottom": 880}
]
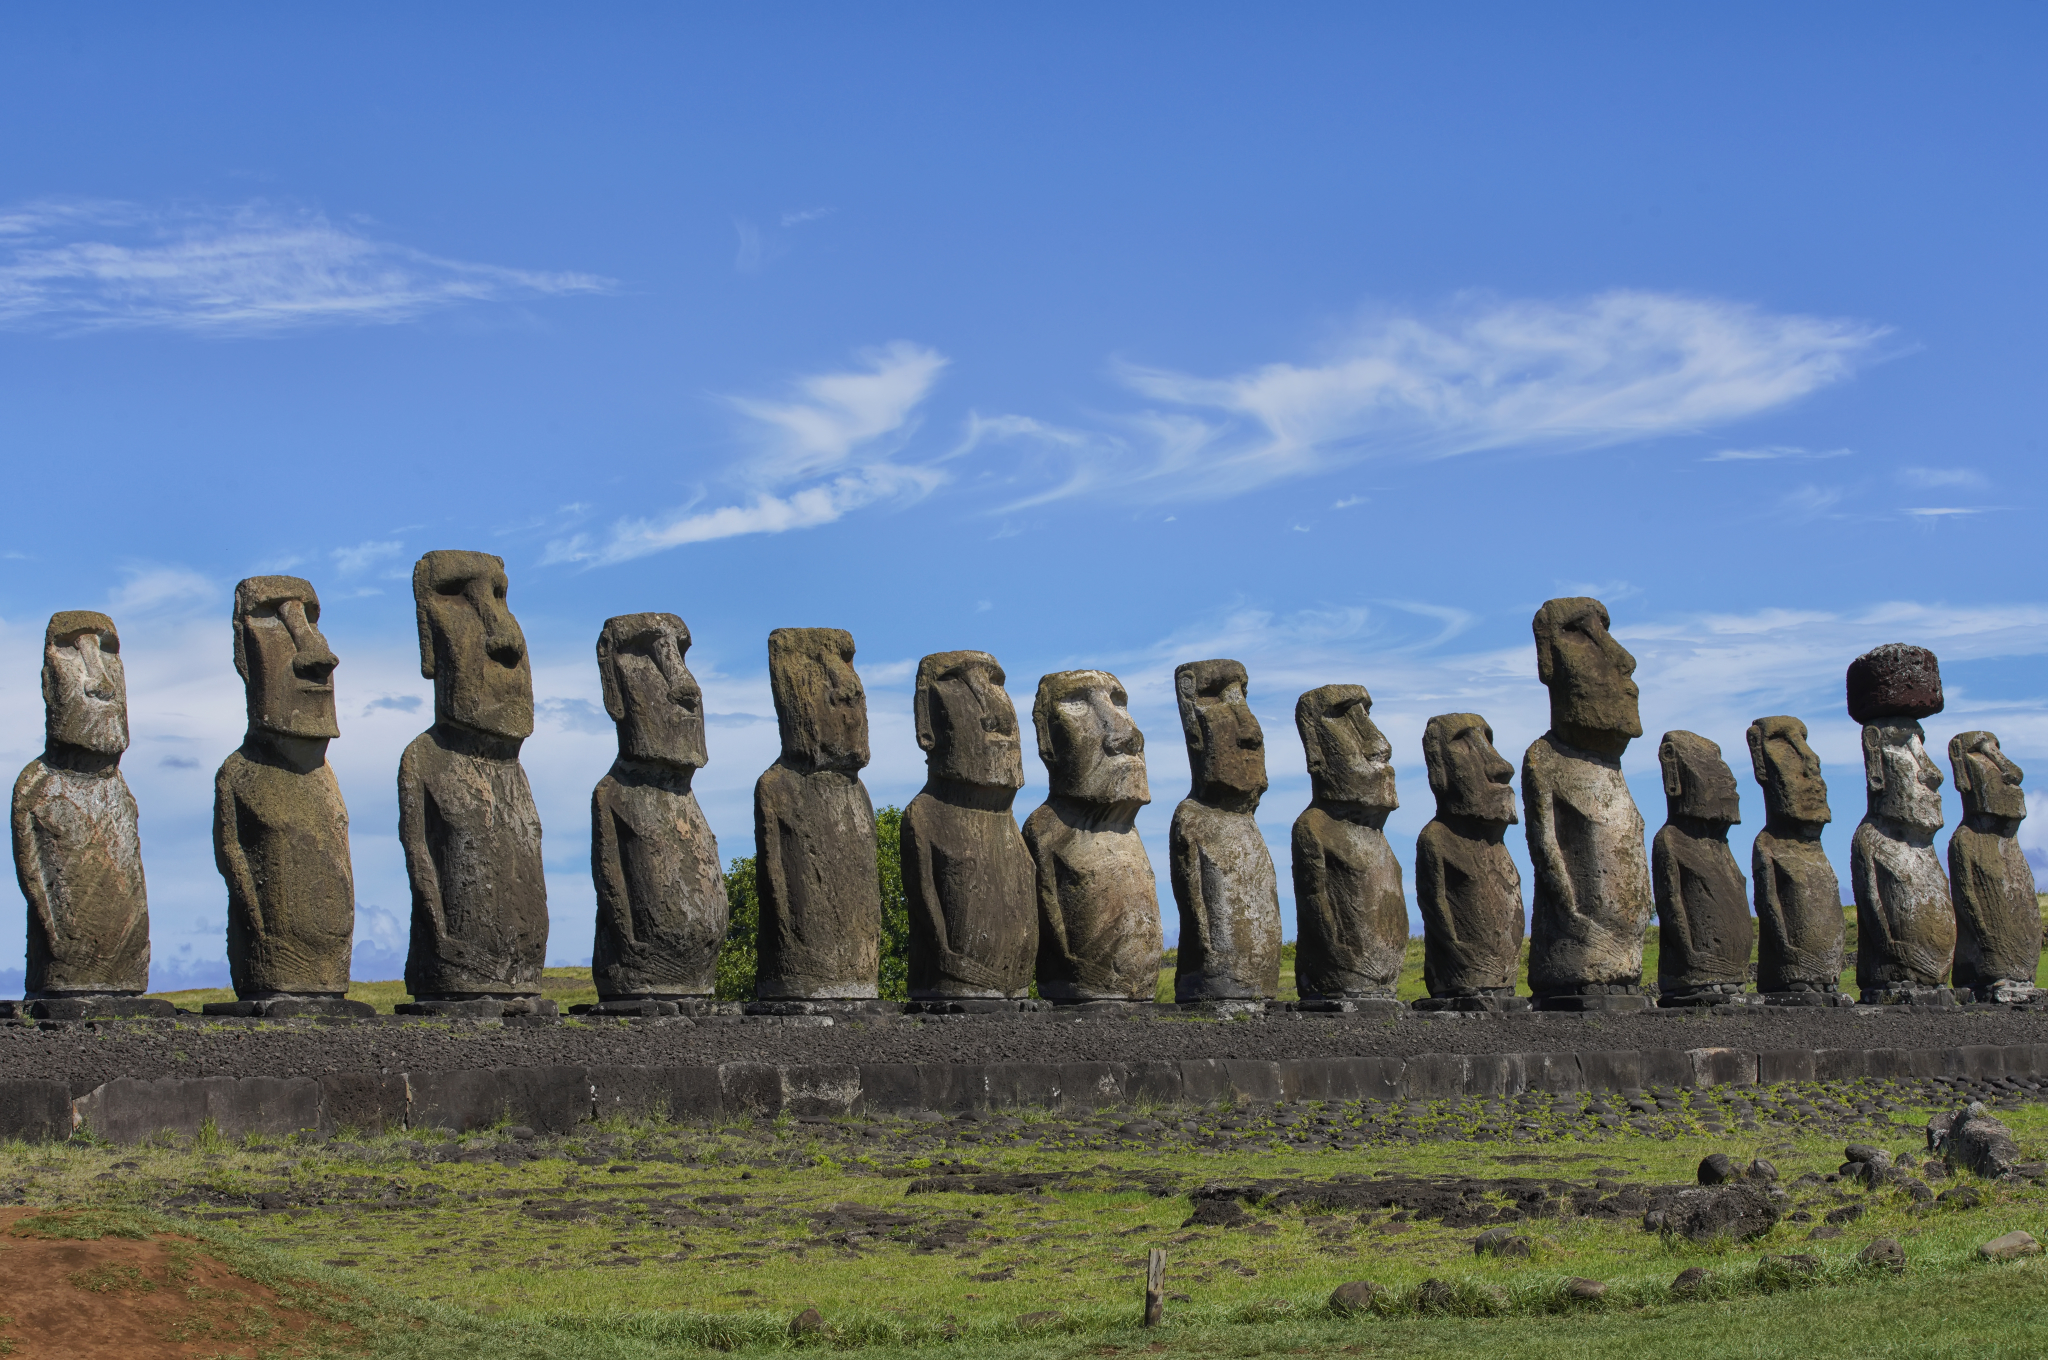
[
  {"left": 0, "top": 199, "right": 610, "bottom": 334},
  {"left": 965, "top": 291, "right": 1886, "bottom": 505},
  {"left": 1775, "top": 483, "right": 1847, "bottom": 521},
  {"left": 1706, "top": 445, "right": 1853, "bottom": 462},
  {"left": 1331, "top": 495, "right": 1369, "bottom": 509},
  {"left": 1901, "top": 506, "right": 1989, "bottom": 518},
  {"left": 547, "top": 343, "right": 950, "bottom": 566},
  {"left": 331, "top": 539, "right": 405, "bottom": 575},
  {"left": 107, "top": 565, "right": 214, "bottom": 615},
  {"left": 1898, "top": 466, "right": 1988, "bottom": 489}
]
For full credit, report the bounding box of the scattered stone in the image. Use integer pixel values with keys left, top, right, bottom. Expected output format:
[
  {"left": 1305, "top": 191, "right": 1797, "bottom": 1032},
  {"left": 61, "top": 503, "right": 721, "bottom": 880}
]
[
  {"left": 1471, "top": 1226, "right": 1530, "bottom": 1258},
  {"left": 1413, "top": 713, "right": 1525, "bottom": 1008},
  {"left": 1670, "top": 1266, "right": 1708, "bottom": 1295},
  {"left": 1182, "top": 1199, "right": 1248, "bottom": 1229},
  {"left": 1698, "top": 1153, "right": 1738, "bottom": 1186},
  {"left": 1327, "top": 1280, "right": 1379, "bottom": 1316},
  {"left": 788, "top": 1308, "right": 825, "bottom": 1337},
  {"left": 1930, "top": 1103, "right": 2022, "bottom": 1179},
  {"left": 1170, "top": 660, "right": 1282, "bottom": 1001},
  {"left": 1564, "top": 1277, "right": 1607, "bottom": 1301},
  {"left": 1653, "top": 1186, "right": 1779, "bottom": 1243},
  {"left": 1844, "top": 1144, "right": 1892, "bottom": 1169},
  {"left": 1858, "top": 1238, "right": 1906, "bottom": 1272},
  {"left": 1937, "top": 1186, "right": 1982, "bottom": 1210},
  {"left": 1747, "top": 1159, "right": 1779, "bottom": 1183},
  {"left": 1291, "top": 685, "right": 1406, "bottom": 1002},
  {"left": 1414, "top": 1279, "right": 1456, "bottom": 1311},
  {"left": 1978, "top": 1231, "right": 2040, "bottom": 1261}
]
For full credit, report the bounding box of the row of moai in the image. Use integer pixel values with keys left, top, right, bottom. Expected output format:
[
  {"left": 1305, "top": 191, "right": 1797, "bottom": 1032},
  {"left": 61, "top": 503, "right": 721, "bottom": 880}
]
[{"left": 8, "top": 555, "right": 2040, "bottom": 1021}]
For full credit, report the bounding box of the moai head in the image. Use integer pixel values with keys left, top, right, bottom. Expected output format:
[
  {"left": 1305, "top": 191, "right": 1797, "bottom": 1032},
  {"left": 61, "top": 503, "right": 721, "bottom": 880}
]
[
  {"left": 1175, "top": 659, "right": 1267, "bottom": 803},
  {"left": 42, "top": 611, "right": 128, "bottom": 756},
  {"left": 1531, "top": 597, "right": 1642, "bottom": 755},
  {"left": 1422, "top": 712, "right": 1518, "bottom": 824},
  {"left": 1950, "top": 730, "right": 2026, "bottom": 822},
  {"left": 597, "top": 613, "right": 705, "bottom": 772},
  {"left": 767, "top": 627, "right": 869, "bottom": 773},
  {"left": 1659, "top": 730, "right": 1741, "bottom": 827},
  {"left": 413, "top": 550, "right": 533, "bottom": 741},
  {"left": 1861, "top": 719, "right": 1945, "bottom": 833},
  {"left": 233, "top": 576, "right": 339, "bottom": 741},
  {"left": 1746, "top": 715, "right": 1832, "bottom": 828},
  {"left": 1295, "top": 684, "right": 1397, "bottom": 811},
  {"left": 1033, "top": 669, "right": 1149, "bottom": 807},
  {"left": 915, "top": 650, "right": 1024, "bottom": 790}
]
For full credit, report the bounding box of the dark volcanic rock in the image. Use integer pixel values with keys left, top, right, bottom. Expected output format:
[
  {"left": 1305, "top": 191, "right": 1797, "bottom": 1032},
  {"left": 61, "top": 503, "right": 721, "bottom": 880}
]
[{"left": 1650, "top": 1185, "right": 1779, "bottom": 1243}]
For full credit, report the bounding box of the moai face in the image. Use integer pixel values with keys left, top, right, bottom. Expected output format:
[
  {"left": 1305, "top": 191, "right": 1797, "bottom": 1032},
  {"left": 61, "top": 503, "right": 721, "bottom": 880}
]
[
  {"left": 916, "top": 651, "right": 1024, "bottom": 790},
  {"left": 234, "top": 576, "right": 340, "bottom": 741},
  {"left": 1295, "top": 684, "right": 1397, "bottom": 811},
  {"left": 1659, "top": 730, "right": 1741, "bottom": 826},
  {"left": 1862, "top": 719, "right": 1944, "bottom": 833},
  {"left": 598, "top": 613, "right": 705, "bottom": 772},
  {"left": 1175, "top": 659, "right": 1268, "bottom": 801},
  {"left": 768, "top": 627, "right": 870, "bottom": 772},
  {"left": 1422, "top": 712, "right": 1518, "bottom": 824},
  {"left": 413, "top": 551, "right": 533, "bottom": 741},
  {"left": 1033, "top": 669, "right": 1149, "bottom": 806},
  {"left": 42, "top": 611, "right": 128, "bottom": 756},
  {"left": 1746, "top": 715, "right": 1832, "bottom": 828},
  {"left": 1951, "top": 730, "right": 2026, "bottom": 821},
  {"left": 1532, "top": 597, "right": 1642, "bottom": 752}
]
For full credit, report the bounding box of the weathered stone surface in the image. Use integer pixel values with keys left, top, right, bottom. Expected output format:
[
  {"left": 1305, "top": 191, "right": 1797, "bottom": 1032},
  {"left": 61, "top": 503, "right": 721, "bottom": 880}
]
[
  {"left": 754, "top": 628, "right": 880, "bottom": 1000},
  {"left": 1747, "top": 716, "right": 1845, "bottom": 995},
  {"left": 1929, "top": 1101, "right": 2023, "bottom": 1179},
  {"left": 1524, "top": 599, "right": 1652, "bottom": 1004},
  {"left": 1291, "top": 685, "right": 1405, "bottom": 999},
  {"left": 1023, "top": 670, "right": 1161, "bottom": 1002},
  {"left": 1946, "top": 731, "right": 2041, "bottom": 1002},
  {"left": 1847, "top": 643, "right": 1943, "bottom": 724},
  {"left": 1978, "top": 1230, "right": 2040, "bottom": 1261},
  {"left": 590, "top": 613, "right": 725, "bottom": 1000},
  {"left": 1858, "top": 1237, "right": 1905, "bottom": 1271},
  {"left": 1698, "top": 1152, "right": 1738, "bottom": 1185},
  {"left": 1653, "top": 731, "right": 1752, "bottom": 1003},
  {"left": 1852, "top": 713, "right": 1955, "bottom": 996},
  {"left": 1653, "top": 1185, "right": 1779, "bottom": 1242},
  {"left": 904, "top": 651, "right": 1035, "bottom": 999},
  {"left": 1414, "top": 713, "right": 1523, "bottom": 1003},
  {"left": 1327, "top": 1280, "right": 1380, "bottom": 1315},
  {"left": 13, "top": 611, "right": 150, "bottom": 998},
  {"left": 399, "top": 551, "right": 547, "bottom": 1001},
  {"left": 215, "top": 577, "right": 353, "bottom": 1000},
  {"left": 1169, "top": 659, "right": 1281, "bottom": 1002}
]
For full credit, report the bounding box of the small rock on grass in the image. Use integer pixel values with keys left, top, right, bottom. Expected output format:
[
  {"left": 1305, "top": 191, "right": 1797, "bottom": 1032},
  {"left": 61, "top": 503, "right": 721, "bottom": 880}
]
[
  {"left": 1565, "top": 1278, "right": 1606, "bottom": 1301},
  {"left": 1328, "top": 1280, "right": 1380, "bottom": 1316},
  {"left": 788, "top": 1309, "right": 825, "bottom": 1337},
  {"left": 1670, "top": 1266, "right": 1708, "bottom": 1295},
  {"left": 1698, "top": 1153, "right": 1738, "bottom": 1185},
  {"left": 1858, "top": 1238, "right": 1906, "bottom": 1272},
  {"left": 1472, "top": 1227, "right": 1531, "bottom": 1258},
  {"left": 1978, "top": 1231, "right": 2041, "bottom": 1261}
]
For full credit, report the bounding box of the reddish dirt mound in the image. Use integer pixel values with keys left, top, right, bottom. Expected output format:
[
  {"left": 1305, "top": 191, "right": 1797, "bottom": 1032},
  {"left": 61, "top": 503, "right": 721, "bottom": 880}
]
[{"left": 0, "top": 1207, "right": 351, "bottom": 1359}]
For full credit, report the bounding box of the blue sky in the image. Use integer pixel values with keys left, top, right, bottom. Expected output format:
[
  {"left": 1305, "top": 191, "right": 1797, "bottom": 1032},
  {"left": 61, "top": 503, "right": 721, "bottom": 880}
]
[{"left": 2, "top": 5, "right": 2043, "bottom": 990}]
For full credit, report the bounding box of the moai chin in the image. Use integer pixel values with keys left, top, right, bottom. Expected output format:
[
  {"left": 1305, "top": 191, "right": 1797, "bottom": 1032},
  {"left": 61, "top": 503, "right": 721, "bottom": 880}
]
[
  {"left": 397, "top": 551, "right": 549, "bottom": 1013},
  {"left": 752, "top": 628, "right": 881, "bottom": 1004},
  {"left": 1946, "top": 731, "right": 2040, "bottom": 1003},
  {"left": 1746, "top": 715, "right": 1847, "bottom": 1002},
  {"left": 1413, "top": 713, "right": 1525, "bottom": 1011},
  {"left": 1290, "top": 685, "right": 1406, "bottom": 1009},
  {"left": 1023, "top": 670, "right": 1162, "bottom": 1003},
  {"left": 11, "top": 611, "right": 163, "bottom": 1015},
  {"left": 900, "top": 651, "right": 1035, "bottom": 1004},
  {"left": 1651, "top": 730, "right": 1754, "bottom": 1006},
  {"left": 1846, "top": 643, "right": 1957, "bottom": 1004},
  {"left": 1169, "top": 659, "right": 1281, "bottom": 1005},
  {"left": 210, "top": 577, "right": 361, "bottom": 1015},
  {"left": 589, "top": 613, "right": 726, "bottom": 1010},
  {"left": 1522, "top": 597, "right": 1653, "bottom": 1010}
]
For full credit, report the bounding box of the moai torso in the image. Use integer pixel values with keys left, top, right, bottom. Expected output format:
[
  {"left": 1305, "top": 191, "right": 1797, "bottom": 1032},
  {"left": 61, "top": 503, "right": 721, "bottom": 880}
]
[
  {"left": 1651, "top": 731, "right": 1752, "bottom": 997},
  {"left": 1414, "top": 713, "right": 1523, "bottom": 999},
  {"left": 904, "top": 650, "right": 1036, "bottom": 999},
  {"left": 14, "top": 612, "right": 149, "bottom": 996},
  {"left": 1746, "top": 715, "right": 1843, "bottom": 992},
  {"left": 1290, "top": 684, "right": 1405, "bottom": 998},
  {"left": 1523, "top": 597, "right": 1652, "bottom": 999},
  {"left": 1947, "top": 731, "right": 2041, "bottom": 999},
  {"left": 590, "top": 613, "right": 725, "bottom": 1000},
  {"left": 753, "top": 628, "right": 880, "bottom": 1000},
  {"left": 1024, "top": 670, "right": 1161, "bottom": 1002},
  {"left": 1170, "top": 659, "right": 1281, "bottom": 1002},
  {"left": 400, "top": 551, "right": 548, "bottom": 1000}
]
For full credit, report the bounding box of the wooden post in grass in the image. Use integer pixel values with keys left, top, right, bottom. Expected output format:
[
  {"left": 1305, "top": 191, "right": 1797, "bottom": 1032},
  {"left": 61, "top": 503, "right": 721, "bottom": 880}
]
[{"left": 1143, "top": 1248, "right": 1167, "bottom": 1327}]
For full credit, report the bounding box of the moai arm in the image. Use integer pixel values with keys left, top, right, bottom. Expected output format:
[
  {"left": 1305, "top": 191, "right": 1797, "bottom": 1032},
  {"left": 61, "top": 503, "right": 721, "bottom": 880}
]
[
  {"left": 902, "top": 804, "right": 951, "bottom": 962},
  {"left": 11, "top": 768, "right": 56, "bottom": 948},
  {"left": 1521, "top": 754, "right": 1580, "bottom": 921},
  {"left": 590, "top": 785, "right": 633, "bottom": 949},
  {"left": 1413, "top": 829, "right": 1457, "bottom": 950},
  {"left": 1852, "top": 834, "right": 1899, "bottom": 965},
  {"left": 396, "top": 743, "right": 447, "bottom": 955},
  {"left": 1653, "top": 831, "right": 1688, "bottom": 958},
  {"left": 1291, "top": 817, "right": 1333, "bottom": 951},
  {"left": 212, "top": 767, "right": 266, "bottom": 940},
  {"left": 1168, "top": 818, "right": 1216, "bottom": 962},
  {"left": 1023, "top": 815, "right": 1075, "bottom": 975}
]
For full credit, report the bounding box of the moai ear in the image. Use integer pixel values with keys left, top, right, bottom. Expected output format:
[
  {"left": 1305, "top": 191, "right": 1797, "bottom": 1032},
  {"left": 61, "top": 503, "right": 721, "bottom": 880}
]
[
  {"left": 1861, "top": 724, "right": 1888, "bottom": 795},
  {"left": 1745, "top": 723, "right": 1770, "bottom": 786},
  {"left": 1660, "top": 737, "right": 1684, "bottom": 799},
  {"left": 595, "top": 628, "right": 627, "bottom": 723},
  {"left": 1176, "top": 670, "right": 1204, "bottom": 749}
]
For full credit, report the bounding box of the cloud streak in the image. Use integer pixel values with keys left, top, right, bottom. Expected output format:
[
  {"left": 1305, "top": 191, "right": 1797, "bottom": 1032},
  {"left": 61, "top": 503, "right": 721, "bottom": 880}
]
[{"left": 0, "top": 199, "right": 611, "bottom": 334}]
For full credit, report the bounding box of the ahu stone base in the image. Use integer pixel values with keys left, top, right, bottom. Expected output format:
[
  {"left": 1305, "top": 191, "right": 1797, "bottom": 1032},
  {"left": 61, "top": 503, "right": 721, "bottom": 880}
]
[
  {"left": 396, "top": 997, "right": 560, "bottom": 1019},
  {"left": 1411, "top": 994, "right": 1533, "bottom": 1014},
  {"left": 0, "top": 996, "right": 178, "bottom": 1020},
  {"left": 201, "top": 997, "right": 376, "bottom": 1019}
]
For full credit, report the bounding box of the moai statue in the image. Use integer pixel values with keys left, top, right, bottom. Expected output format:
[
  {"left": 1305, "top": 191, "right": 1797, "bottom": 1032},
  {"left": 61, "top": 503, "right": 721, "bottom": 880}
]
[
  {"left": 902, "top": 651, "right": 1037, "bottom": 1008},
  {"left": 207, "top": 577, "right": 369, "bottom": 1018},
  {"left": 1846, "top": 644, "right": 1958, "bottom": 1005},
  {"left": 1947, "top": 731, "right": 2041, "bottom": 1003},
  {"left": 1746, "top": 715, "right": 1848, "bottom": 1004},
  {"left": 1413, "top": 713, "right": 1526, "bottom": 1012},
  {"left": 9, "top": 612, "right": 169, "bottom": 1019},
  {"left": 752, "top": 628, "right": 882, "bottom": 1010},
  {"left": 1169, "top": 659, "right": 1282, "bottom": 1006},
  {"left": 1024, "top": 670, "right": 1162, "bottom": 1004},
  {"left": 1651, "top": 731, "right": 1754, "bottom": 1006},
  {"left": 397, "top": 551, "right": 550, "bottom": 1017},
  {"left": 1290, "top": 685, "right": 1406, "bottom": 1014},
  {"left": 1523, "top": 597, "right": 1653, "bottom": 1010},
  {"left": 589, "top": 614, "right": 726, "bottom": 1016}
]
